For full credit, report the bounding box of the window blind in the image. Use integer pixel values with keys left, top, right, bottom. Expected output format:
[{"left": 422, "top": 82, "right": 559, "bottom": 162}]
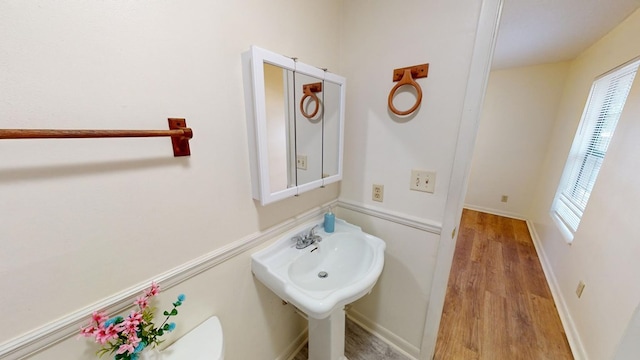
[{"left": 553, "top": 59, "right": 639, "bottom": 235}]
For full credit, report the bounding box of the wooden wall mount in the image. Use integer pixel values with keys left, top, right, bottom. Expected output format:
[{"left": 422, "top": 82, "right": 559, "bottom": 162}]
[
  {"left": 300, "top": 82, "right": 323, "bottom": 119},
  {"left": 392, "top": 64, "right": 429, "bottom": 82},
  {"left": 168, "top": 118, "right": 192, "bottom": 157}
]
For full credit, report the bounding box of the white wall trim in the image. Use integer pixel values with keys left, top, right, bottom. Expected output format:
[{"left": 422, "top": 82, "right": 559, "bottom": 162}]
[
  {"left": 347, "top": 309, "right": 419, "bottom": 360},
  {"left": 0, "top": 200, "right": 337, "bottom": 360},
  {"left": 463, "top": 204, "right": 526, "bottom": 220},
  {"left": 281, "top": 329, "right": 308, "bottom": 360},
  {"left": 337, "top": 199, "right": 442, "bottom": 234},
  {"left": 527, "top": 220, "right": 587, "bottom": 360}
]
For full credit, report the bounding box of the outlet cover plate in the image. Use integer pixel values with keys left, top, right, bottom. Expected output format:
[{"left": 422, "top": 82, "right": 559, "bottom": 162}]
[
  {"left": 576, "top": 281, "right": 586, "bottom": 298},
  {"left": 410, "top": 169, "right": 436, "bottom": 193},
  {"left": 296, "top": 155, "right": 307, "bottom": 170},
  {"left": 372, "top": 184, "right": 384, "bottom": 202}
]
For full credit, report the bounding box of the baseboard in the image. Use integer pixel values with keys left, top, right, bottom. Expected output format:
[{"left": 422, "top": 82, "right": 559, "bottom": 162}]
[
  {"left": 347, "top": 309, "right": 420, "bottom": 360},
  {"left": 0, "top": 199, "right": 337, "bottom": 360},
  {"left": 463, "top": 203, "right": 526, "bottom": 220},
  {"left": 526, "top": 221, "right": 587, "bottom": 360},
  {"left": 281, "top": 329, "right": 308, "bottom": 360}
]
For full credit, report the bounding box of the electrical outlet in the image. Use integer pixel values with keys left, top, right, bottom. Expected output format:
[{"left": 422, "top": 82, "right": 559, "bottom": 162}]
[
  {"left": 372, "top": 184, "right": 384, "bottom": 202},
  {"left": 501, "top": 195, "right": 509, "bottom": 203},
  {"left": 296, "top": 155, "right": 307, "bottom": 170},
  {"left": 576, "top": 281, "right": 586, "bottom": 298},
  {"left": 410, "top": 169, "right": 436, "bottom": 193}
]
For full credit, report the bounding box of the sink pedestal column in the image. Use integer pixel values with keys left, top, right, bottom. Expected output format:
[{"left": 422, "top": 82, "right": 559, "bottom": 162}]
[{"left": 308, "top": 307, "right": 348, "bottom": 360}]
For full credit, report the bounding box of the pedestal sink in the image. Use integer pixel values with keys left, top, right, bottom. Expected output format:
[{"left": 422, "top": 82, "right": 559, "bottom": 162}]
[{"left": 251, "top": 219, "right": 386, "bottom": 360}]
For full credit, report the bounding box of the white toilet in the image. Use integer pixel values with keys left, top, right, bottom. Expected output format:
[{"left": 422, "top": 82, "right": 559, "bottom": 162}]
[{"left": 142, "top": 316, "right": 224, "bottom": 360}]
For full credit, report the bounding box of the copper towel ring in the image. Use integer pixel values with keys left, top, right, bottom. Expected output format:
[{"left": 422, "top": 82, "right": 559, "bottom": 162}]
[
  {"left": 300, "top": 82, "right": 322, "bottom": 119},
  {"left": 388, "top": 64, "right": 429, "bottom": 116}
]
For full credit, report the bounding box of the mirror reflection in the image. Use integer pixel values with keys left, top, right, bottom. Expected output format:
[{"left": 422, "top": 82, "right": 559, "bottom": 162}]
[
  {"left": 263, "top": 63, "right": 294, "bottom": 193},
  {"left": 322, "top": 79, "right": 342, "bottom": 180},
  {"left": 294, "top": 72, "right": 324, "bottom": 186}
]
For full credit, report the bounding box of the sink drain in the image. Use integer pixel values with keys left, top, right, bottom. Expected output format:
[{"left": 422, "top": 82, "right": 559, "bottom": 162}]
[{"left": 318, "top": 271, "right": 328, "bottom": 278}]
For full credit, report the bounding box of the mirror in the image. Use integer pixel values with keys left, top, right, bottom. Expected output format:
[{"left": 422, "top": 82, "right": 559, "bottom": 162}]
[{"left": 242, "top": 46, "right": 346, "bottom": 205}]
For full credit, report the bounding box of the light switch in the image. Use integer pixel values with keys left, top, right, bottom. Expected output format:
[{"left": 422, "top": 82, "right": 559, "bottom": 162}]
[{"left": 410, "top": 169, "right": 436, "bottom": 193}]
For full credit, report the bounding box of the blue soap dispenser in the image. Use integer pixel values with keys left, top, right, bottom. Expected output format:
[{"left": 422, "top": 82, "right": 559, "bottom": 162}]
[{"left": 324, "top": 208, "right": 335, "bottom": 233}]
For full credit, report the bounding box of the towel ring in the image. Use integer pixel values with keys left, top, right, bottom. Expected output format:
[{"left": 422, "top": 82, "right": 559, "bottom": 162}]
[
  {"left": 300, "top": 82, "right": 322, "bottom": 119},
  {"left": 388, "top": 64, "right": 429, "bottom": 116}
]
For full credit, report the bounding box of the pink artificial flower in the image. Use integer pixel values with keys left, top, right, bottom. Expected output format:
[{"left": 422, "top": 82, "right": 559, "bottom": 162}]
[
  {"left": 79, "top": 325, "right": 97, "bottom": 338},
  {"left": 134, "top": 295, "right": 149, "bottom": 309},
  {"left": 121, "top": 321, "right": 139, "bottom": 336},
  {"left": 127, "top": 311, "right": 143, "bottom": 325},
  {"left": 127, "top": 334, "right": 142, "bottom": 348},
  {"left": 91, "top": 311, "right": 109, "bottom": 325},
  {"left": 121, "top": 311, "right": 143, "bottom": 335},
  {"left": 116, "top": 343, "right": 135, "bottom": 355},
  {"left": 94, "top": 324, "right": 119, "bottom": 345},
  {"left": 145, "top": 282, "right": 160, "bottom": 297}
]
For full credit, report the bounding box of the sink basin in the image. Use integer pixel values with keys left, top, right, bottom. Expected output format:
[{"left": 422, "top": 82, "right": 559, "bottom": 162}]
[
  {"left": 251, "top": 219, "right": 386, "bottom": 319},
  {"left": 288, "top": 232, "right": 375, "bottom": 293}
]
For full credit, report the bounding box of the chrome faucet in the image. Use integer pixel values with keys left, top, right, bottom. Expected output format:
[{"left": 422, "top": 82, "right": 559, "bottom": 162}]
[{"left": 293, "top": 225, "right": 322, "bottom": 249}]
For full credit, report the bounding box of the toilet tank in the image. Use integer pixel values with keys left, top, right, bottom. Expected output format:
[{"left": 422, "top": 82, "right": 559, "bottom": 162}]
[{"left": 142, "top": 316, "right": 224, "bottom": 360}]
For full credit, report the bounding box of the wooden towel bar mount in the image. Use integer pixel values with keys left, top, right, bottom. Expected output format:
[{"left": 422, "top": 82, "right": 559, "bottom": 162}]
[
  {"left": 387, "top": 63, "right": 429, "bottom": 116},
  {"left": 300, "top": 82, "right": 323, "bottom": 119},
  {"left": 0, "top": 118, "right": 193, "bottom": 157}
]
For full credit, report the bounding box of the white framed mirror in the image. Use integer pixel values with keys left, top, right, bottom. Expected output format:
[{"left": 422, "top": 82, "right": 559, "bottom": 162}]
[{"left": 242, "top": 46, "right": 345, "bottom": 205}]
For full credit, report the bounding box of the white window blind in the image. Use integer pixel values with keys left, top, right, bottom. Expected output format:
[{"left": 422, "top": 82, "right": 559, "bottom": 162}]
[{"left": 552, "top": 59, "right": 639, "bottom": 238}]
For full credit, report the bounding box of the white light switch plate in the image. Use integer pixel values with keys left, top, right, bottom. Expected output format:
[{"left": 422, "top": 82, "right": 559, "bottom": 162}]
[{"left": 410, "top": 169, "right": 436, "bottom": 193}]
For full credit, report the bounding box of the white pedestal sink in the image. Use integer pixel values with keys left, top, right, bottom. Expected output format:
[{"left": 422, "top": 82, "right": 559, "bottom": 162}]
[
  {"left": 251, "top": 219, "right": 386, "bottom": 360},
  {"left": 308, "top": 307, "right": 347, "bottom": 360}
]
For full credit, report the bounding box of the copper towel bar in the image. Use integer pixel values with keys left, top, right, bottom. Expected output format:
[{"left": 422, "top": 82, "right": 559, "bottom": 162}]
[{"left": 0, "top": 118, "right": 193, "bottom": 157}]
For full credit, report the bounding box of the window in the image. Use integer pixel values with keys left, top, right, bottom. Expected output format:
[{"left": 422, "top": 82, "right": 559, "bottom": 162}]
[{"left": 552, "top": 59, "right": 639, "bottom": 241}]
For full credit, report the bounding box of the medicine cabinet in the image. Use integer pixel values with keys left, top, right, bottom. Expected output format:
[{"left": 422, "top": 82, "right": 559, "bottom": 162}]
[{"left": 242, "top": 46, "right": 346, "bottom": 205}]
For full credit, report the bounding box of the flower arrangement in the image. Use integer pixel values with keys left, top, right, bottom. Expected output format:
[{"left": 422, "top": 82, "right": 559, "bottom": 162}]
[{"left": 80, "top": 282, "right": 185, "bottom": 360}]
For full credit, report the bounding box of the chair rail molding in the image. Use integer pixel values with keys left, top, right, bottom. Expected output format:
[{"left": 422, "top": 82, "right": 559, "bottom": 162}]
[
  {"left": 0, "top": 200, "right": 338, "bottom": 359},
  {"left": 337, "top": 198, "right": 442, "bottom": 234}
]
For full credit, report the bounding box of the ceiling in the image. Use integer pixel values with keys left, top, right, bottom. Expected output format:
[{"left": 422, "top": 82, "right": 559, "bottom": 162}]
[{"left": 492, "top": 0, "right": 640, "bottom": 69}]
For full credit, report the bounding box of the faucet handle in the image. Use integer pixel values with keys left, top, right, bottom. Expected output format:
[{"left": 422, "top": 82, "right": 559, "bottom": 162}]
[{"left": 309, "top": 225, "right": 318, "bottom": 237}]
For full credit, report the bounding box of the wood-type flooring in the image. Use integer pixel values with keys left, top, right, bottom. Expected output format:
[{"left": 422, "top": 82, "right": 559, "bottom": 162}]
[{"left": 434, "top": 209, "right": 573, "bottom": 359}]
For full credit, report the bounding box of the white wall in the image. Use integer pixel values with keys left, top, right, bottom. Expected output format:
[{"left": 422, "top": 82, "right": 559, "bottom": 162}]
[
  {"left": 0, "top": 0, "right": 496, "bottom": 359},
  {"left": 465, "top": 62, "right": 570, "bottom": 218},
  {"left": 336, "top": 207, "right": 440, "bottom": 357},
  {"left": 338, "top": 0, "right": 486, "bottom": 358},
  {"left": 615, "top": 302, "right": 640, "bottom": 360},
  {"left": 340, "top": 1, "right": 482, "bottom": 223},
  {"left": 0, "top": 1, "right": 342, "bottom": 358},
  {"left": 526, "top": 8, "right": 640, "bottom": 359}
]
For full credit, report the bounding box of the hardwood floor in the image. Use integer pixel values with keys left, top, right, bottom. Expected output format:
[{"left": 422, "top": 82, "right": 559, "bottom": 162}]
[{"left": 434, "top": 209, "right": 573, "bottom": 360}]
